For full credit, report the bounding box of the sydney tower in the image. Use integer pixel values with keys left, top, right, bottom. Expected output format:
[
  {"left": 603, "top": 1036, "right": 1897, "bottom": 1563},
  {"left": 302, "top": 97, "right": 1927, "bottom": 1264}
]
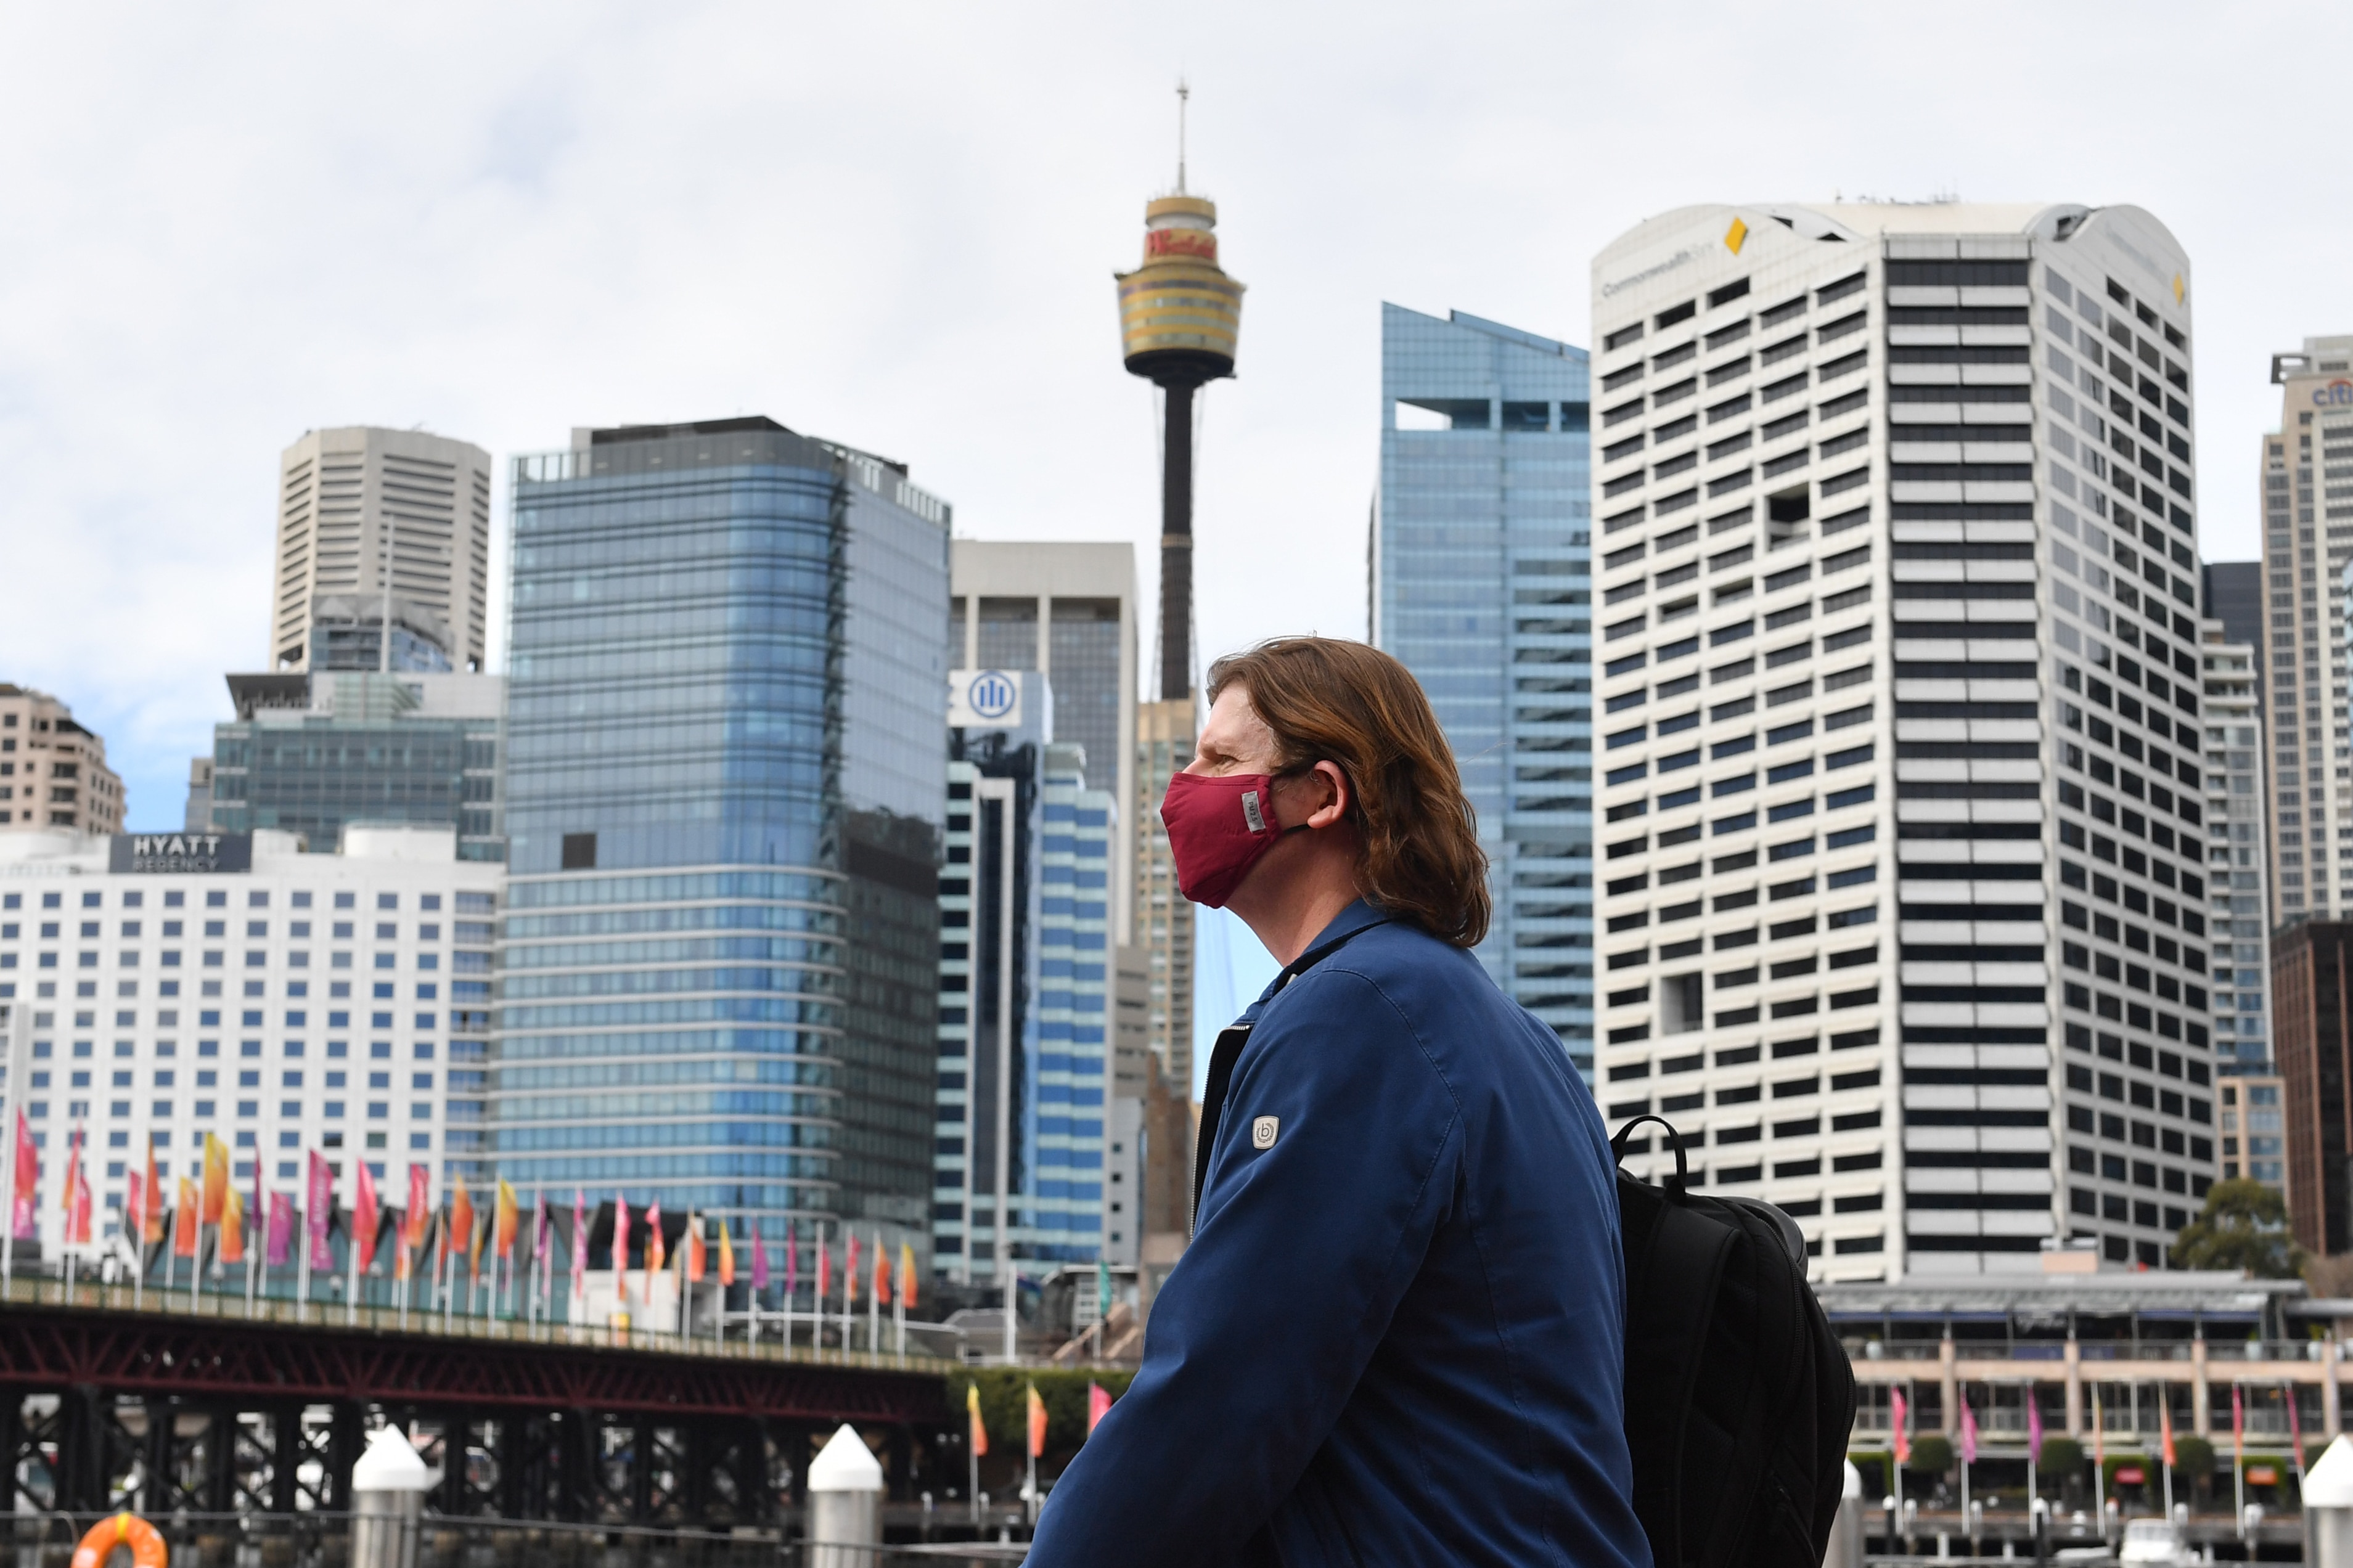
[{"left": 1114, "top": 89, "right": 1246, "bottom": 701}]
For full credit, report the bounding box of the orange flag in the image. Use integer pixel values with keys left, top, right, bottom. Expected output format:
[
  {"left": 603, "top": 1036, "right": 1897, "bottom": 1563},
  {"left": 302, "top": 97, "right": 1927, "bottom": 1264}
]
[
  {"left": 846, "top": 1231, "right": 861, "bottom": 1305},
  {"left": 899, "top": 1243, "right": 917, "bottom": 1311},
  {"left": 173, "top": 1178, "right": 200, "bottom": 1258},
  {"left": 685, "top": 1214, "right": 706, "bottom": 1283},
  {"left": 716, "top": 1222, "right": 736, "bottom": 1287},
  {"left": 450, "top": 1175, "right": 476, "bottom": 1270},
  {"left": 645, "top": 1204, "right": 665, "bottom": 1276},
  {"left": 967, "top": 1382, "right": 988, "bottom": 1457},
  {"left": 219, "top": 1185, "right": 245, "bottom": 1264},
  {"left": 1026, "top": 1382, "right": 1049, "bottom": 1458},
  {"left": 873, "top": 1233, "right": 891, "bottom": 1306}
]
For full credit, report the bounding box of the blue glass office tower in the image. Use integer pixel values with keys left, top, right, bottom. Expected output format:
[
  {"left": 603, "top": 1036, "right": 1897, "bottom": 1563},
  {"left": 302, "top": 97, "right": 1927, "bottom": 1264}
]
[
  {"left": 1370, "top": 305, "right": 1595, "bottom": 1074},
  {"left": 495, "top": 417, "right": 949, "bottom": 1262}
]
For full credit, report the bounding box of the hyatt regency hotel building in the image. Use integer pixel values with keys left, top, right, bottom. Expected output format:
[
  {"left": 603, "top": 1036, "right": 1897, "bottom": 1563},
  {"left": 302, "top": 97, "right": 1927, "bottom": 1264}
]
[{"left": 1589, "top": 202, "right": 2217, "bottom": 1279}]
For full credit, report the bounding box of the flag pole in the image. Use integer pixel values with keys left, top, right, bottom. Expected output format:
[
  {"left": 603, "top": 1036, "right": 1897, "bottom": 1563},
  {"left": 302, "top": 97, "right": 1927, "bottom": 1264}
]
[{"left": 346, "top": 1206, "right": 360, "bottom": 1327}]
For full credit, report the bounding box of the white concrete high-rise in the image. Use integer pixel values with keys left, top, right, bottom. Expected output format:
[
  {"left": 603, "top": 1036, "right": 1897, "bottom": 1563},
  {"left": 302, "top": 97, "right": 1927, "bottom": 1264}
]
[
  {"left": 2259, "top": 338, "right": 2353, "bottom": 923},
  {"left": 269, "top": 428, "right": 493, "bottom": 674},
  {"left": 1591, "top": 202, "right": 2217, "bottom": 1281}
]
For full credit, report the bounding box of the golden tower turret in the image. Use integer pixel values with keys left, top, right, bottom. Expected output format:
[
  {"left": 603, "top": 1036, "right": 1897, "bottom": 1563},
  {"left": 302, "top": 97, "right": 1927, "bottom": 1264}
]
[{"left": 1115, "top": 85, "right": 1244, "bottom": 701}]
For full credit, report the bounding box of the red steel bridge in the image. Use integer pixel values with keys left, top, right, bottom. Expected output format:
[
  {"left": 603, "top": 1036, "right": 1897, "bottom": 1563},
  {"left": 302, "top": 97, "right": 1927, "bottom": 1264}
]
[{"left": 0, "top": 1292, "right": 957, "bottom": 1526}]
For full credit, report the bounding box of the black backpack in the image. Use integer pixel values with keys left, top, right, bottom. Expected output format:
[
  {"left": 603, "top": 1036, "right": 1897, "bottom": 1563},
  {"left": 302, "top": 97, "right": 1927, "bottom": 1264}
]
[{"left": 1610, "top": 1115, "right": 1855, "bottom": 1568}]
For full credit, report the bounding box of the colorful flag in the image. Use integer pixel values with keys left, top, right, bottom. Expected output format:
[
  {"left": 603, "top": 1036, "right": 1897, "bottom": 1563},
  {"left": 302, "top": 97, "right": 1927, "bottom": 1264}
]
[
  {"left": 202, "top": 1133, "right": 229, "bottom": 1223},
  {"left": 219, "top": 1183, "right": 244, "bottom": 1264},
  {"left": 613, "top": 1193, "right": 631, "bottom": 1276},
  {"left": 60, "top": 1127, "right": 81, "bottom": 1218},
  {"left": 2232, "top": 1383, "right": 2245, "bottom": 1463},
  {"left": 1890, "top": 1387, "right": 1910, "bottom": 1464},
  {"left": 816, "top": 1233, "right": 831, "bottom": 1302},
  {"left": 449, "top": 1175, "right": 476, "bottom": 1271},
  {"left": 644, "top": 1203, "right": 665, "bottom": 1276},
  {"left": 899, "top": 1244, "right": 917, "bottom": 1312},
  {"left": 140, "top": 1141, "right": 163, "bottom": 1243},
  {"left": 173, "top": 1178, "right": 199, "bottom": 1258},
  {"left": 873, "top": 1231, "right": 890, "bottom": 1306},
  {"left": 1960, "top": 1397, "right": 1978, "bottom": 1466},
  {"left": 353, "top": 1161, "right": 380, "bottom": 1272},
  {"left": 2028, "top": 1390, "right": 2044, "bottom": 1461},
  {"left": 11, "top": 1112, "right": 37, "bottom": 1239},
  {"left": 394, "top": 1230, "right": 412, "bottom": 1284},
  {"left": 846, "top": 1231, "right": 861, "bottom": 1305},
  {"left": 2161, "top": 1394, "right": 2177, "bottom": 1468},
  {"left": 685, "top": 1214, "right": 706, "bottom": 1283},
  {"left": 967, "top": 1382, "right": 988, "bottom": 1457},
  {"left": 570, "top": 1188, "right": 586, "bottom": 1302},
  {"left": 494, "top": 1180, "right": 518, "bottom": 1260},
  {"left": 750, "top": 1226, "right": 770, "bottom": 1292},
  {"left": 306, "top": 1151, "right": 334, "bottom": 1271},
  {"left": 717, "top": 1221, "right": 735, "bottom": 1287},
  {"left": 125, "top": 1169, "right": 144, "bottom": 1250},
  {"left": 1026, "top": 1382, "right": 1048, "bottom": 1458},
  {"left": 267, "top": 1191, "right": 293, "bottom": 1268},
  {"left": 1087, "top": 1382, "right": 1111, "bottom": 1435},
  {"left": 64, "top": 1150, "right": 91, "bottom": 1247},
  {"left": 405, "top": 1165, "right": 432, "bottom": 1250}
]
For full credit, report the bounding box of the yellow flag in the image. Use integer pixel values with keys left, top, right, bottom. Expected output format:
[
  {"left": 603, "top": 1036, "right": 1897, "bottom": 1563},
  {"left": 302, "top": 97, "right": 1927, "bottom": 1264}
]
[
  {"left": 219, "top": 1184, "right": 245, "bottom": 1264},
  {"left": 494, "top": 1180, "right": 519, "bottom": 1259},
  {"left": 967, "top": 1381, "right": 988, "bottom": 1456},
  {"left": 200, "top": 1133, "right": 229, "bottom": 1223}
]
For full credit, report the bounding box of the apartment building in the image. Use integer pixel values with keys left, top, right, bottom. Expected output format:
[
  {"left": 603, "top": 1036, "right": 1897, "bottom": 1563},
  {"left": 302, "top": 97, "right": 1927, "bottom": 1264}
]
[
  {"left": 0, "top": 687, "right": 125, "bottom": 835},
  {"left": 1591, "top": 201, "right": 2215, "bottom": 1279}
]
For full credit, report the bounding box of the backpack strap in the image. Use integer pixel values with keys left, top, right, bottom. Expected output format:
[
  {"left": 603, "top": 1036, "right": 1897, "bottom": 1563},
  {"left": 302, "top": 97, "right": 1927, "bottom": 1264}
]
[
  {"left": 1191, "top": 915, "right": 1393, "bottom": 1228},
  {"left": 1611, "top": 1113, "right": 1693, "bottom": 1196}
]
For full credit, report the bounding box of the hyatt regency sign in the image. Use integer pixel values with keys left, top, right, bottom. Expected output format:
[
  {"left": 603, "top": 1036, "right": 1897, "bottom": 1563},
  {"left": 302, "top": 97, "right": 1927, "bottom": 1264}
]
[{"left": 108, "top": 834, "right": 253, "bottom": 874}]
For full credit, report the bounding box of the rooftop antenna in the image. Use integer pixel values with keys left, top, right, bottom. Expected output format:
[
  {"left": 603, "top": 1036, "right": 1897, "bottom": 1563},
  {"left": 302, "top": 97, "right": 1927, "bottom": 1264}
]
[{"left": 1176, "top": 79, "right": 1189, "bottom": 194}]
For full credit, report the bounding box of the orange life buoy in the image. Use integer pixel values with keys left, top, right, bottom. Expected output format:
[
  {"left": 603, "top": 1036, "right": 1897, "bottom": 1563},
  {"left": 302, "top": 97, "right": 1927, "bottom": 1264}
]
[{"left": 69, "top": 1512, "right": 166, "bottom": 1568}]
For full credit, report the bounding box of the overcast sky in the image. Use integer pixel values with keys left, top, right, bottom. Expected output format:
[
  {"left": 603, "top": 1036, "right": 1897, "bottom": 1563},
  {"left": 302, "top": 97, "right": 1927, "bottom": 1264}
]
[{"left": 2, "top": 0, "right": 2341, "bottom": 857}]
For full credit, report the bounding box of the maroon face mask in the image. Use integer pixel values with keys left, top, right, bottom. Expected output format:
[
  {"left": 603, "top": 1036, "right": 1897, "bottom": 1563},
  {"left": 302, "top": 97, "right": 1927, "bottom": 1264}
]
[{"left": 1160, "top": 769, "right": 1305, "bottom": 909}]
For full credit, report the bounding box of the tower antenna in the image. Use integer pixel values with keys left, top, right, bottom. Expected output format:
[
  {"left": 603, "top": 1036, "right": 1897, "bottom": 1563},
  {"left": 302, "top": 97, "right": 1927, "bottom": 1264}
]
[{"left": 1176, "top": 79, "right": 1189, "bottom": 194}]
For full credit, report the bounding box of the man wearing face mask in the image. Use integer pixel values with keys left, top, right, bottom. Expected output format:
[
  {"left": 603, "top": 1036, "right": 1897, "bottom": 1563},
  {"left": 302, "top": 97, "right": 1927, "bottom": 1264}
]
[{"left": 1027, "top": 637, "right": 1647, "bottom": 1568}]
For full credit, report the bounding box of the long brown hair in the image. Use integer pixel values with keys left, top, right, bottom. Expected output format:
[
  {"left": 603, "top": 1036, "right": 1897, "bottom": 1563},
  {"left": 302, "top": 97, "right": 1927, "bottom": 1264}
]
[{"left": 1206, "top": 637, "right": 1490, "bottom": 948}]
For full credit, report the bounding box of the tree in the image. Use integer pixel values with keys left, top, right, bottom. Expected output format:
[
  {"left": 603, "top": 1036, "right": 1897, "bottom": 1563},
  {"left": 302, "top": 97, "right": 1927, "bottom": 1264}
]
[
  {"left": 2038, "top": 1436, "right": 2085, "bottom": 1479},
  {"left": 2173, "top": 1435, "right": 2215, "bottom": 1488},
  {"left": 2171, "top": 1180, "right": 2305, "bottom": 1278},
  {"left": 1908, "top": 1434, "right": 1953, "bottom": 1476}
]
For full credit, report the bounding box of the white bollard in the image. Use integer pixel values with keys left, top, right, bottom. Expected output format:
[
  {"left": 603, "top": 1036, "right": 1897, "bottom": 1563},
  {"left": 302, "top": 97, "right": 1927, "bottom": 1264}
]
[
  {"left": 2306, "top": 1435, "right": 2353, "bottom": 1568},
  {"left": 807, "top": 1423, "right": 884, "bottom": 1568},
  {"left": 1822, "top": 1462, "right": 1864, "bottom": 1568},
  {"left": 350, "top": 1425, "right": 430, "bottom": 1568}
]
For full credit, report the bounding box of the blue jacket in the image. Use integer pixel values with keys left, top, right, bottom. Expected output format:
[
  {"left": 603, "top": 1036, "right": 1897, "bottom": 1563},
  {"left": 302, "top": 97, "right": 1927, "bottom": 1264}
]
[{"left": 1027, "top": 901, "right": 1652, "bottom": 1568}]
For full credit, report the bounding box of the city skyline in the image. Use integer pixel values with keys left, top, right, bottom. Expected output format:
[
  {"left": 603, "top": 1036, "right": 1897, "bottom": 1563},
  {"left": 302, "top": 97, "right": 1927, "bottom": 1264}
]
[{"left": 3, "top": 5, "right": 2343, "bottom": 841}]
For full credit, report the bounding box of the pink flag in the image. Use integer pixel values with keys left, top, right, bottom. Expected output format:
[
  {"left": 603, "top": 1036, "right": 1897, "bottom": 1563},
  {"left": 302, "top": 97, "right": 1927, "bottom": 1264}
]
[
  {"left": 751, "top": 1226, "right": 771, "bottom": 1291},
  {"left": 570, "top": 1188, "right": 586, "bottom": 1302},
  {"left": 2027, "top": 1391, "right": 2045, "bottom": 1461},
  {"left": 266, "top": 1191, "right": 293, "bottom": 1267},
  {"left": 1890, "top": 1387, "right": 1910, "bottom": 1463},
  {"left": 306, "top": 1151, "right": 334, "bottom": 1270},
  {"left": 613, "top": 1195, "right": 631, "bottom": 1304},
  {"left": 1960, "top": 1397, "right": 1978, "bottom": 1466},
  {"left": 13, "top": 1111, "right": 38, "bottom": 1239},
  {"left": 1087, "top": 1382, "right": 1113, "bottom": 1435}
]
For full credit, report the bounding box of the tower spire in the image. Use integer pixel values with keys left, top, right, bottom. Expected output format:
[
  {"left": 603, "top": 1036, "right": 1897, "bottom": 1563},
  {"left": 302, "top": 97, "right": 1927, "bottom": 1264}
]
[{"left": 1176, "top": 80, "right": 1189, "bottom": 195}]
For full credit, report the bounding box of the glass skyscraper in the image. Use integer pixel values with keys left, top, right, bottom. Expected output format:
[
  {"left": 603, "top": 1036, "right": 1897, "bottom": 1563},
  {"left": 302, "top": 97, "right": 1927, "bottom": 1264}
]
[
  {"left": 1371, "top": 304, "right": 1595, "bottom": 1074},
  {"left": 494, "top": 417, "right": 947, "bottom": 1264},
  {"left": 200, "top": 672, "right": 504, "bottom": 862}
]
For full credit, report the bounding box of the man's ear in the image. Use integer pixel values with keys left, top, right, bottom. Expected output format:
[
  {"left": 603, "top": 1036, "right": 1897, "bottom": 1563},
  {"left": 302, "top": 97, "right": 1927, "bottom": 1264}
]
[{"left": 1304, "top": 761, "right": 1351, "bottom": 830}]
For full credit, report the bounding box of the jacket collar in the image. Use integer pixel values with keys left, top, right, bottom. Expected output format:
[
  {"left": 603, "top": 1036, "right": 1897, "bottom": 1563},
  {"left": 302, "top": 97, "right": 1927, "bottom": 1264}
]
[{"left": 1235, "top": 899, "right": 1390, "bottom": 1026}]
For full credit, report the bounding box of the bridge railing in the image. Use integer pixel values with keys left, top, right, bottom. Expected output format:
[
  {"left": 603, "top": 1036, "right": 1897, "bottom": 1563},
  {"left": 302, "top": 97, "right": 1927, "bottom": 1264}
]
[
  {"left": 6, "top": 1513, "right": 1029, "bottom": 1568},
  {"left": 0, "top": 1273, "right": 961, "bottom": 1373}
]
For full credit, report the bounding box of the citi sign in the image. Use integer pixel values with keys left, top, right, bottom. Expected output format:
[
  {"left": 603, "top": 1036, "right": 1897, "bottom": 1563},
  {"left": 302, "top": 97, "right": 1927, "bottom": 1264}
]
[{"left": 2314, "top": 379, "right": 2353, "bottom": 407}]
